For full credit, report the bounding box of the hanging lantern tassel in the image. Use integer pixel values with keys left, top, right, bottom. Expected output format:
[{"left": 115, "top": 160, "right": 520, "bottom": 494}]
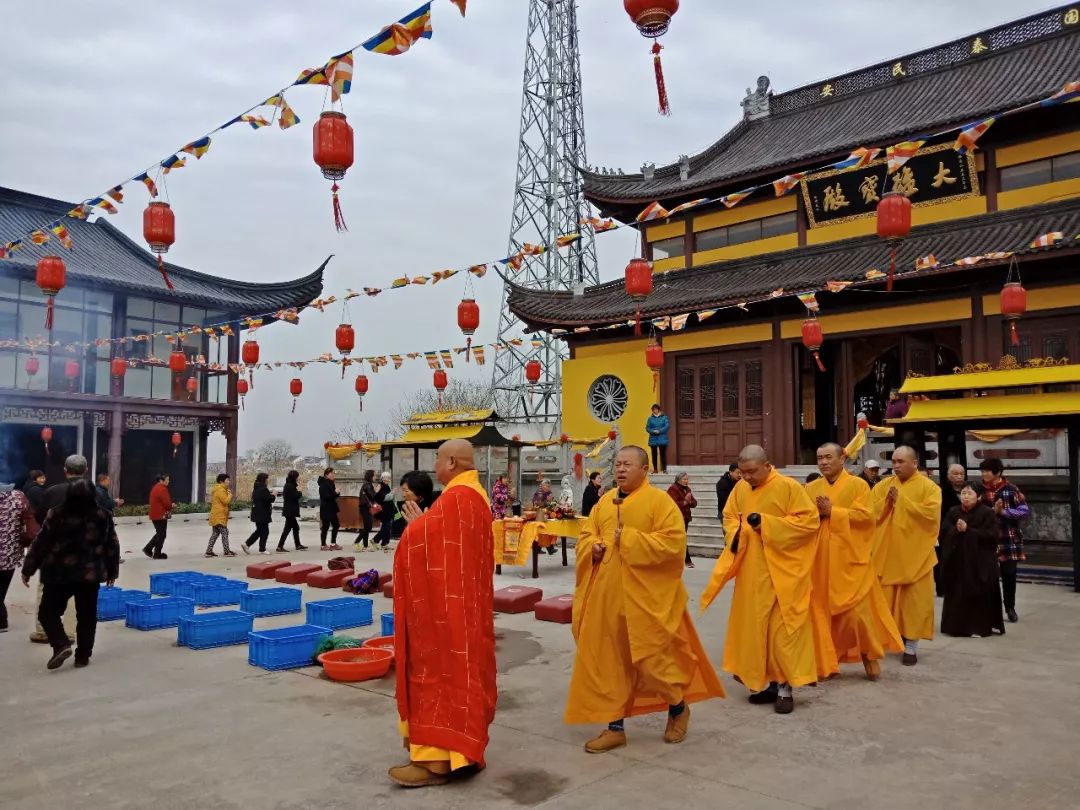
[
  {"left": 44, "top": 297, "right": 55, "bottom": 331},
  {"left": 465, "top": 337, "right": 472, "bottom": 363},
  {"left": 886, "top": 244, "right": 897, "bottom": 292},
  {"left": 634, "top": 304, "right": 643, "bottom": 337},
  {"left": 157, "top": 254, "right": 175, "bottom": 290},
  {"left": 651, "top": 42, "right": 670, "bottom": 116},
  {"left": 331, "top": 183, "right": 348, "bottom": 233},
  {"left": 1009, "top": 320, "right": 1020, "bottom": 347},
  {"left": 812, "top": 348, "right": 826, "bottom": 372}
]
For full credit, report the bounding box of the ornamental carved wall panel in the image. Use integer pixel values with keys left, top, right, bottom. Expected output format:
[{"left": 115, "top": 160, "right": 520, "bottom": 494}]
[
  {"left": 125, "top": 414, "right": 200, "bottom": 430},
  {"left": 2, "top": 407, "right": 83, "bottom": 424}
]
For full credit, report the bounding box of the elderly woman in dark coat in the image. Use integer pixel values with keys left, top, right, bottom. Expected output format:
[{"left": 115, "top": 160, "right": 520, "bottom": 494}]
[{"left": 940, "top": 484, "right": 1005, "bottom": 638}]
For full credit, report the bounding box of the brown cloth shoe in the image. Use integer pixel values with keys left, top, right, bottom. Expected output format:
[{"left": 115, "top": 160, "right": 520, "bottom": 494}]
[
  {"left": 774, "top": 696, "right": 794, "bottom": 714},
  {"left": 863, "top": 658, "right": 881, "bottom": 681},
  {"left": 902, "top": 652, "right": 918, "bottom": 666},
  {"left": 388, "top": 761, "right": 451, "bottom": 788},
  {"left": 663, "top": 705, "right": 690, "bottom": 744},
  {"left": 584, "top": 729, "right": 627, "bottom": 753}
]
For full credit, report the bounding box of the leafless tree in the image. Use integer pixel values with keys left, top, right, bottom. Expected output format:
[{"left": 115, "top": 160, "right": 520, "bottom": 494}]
[
  {"left": 385, "top": 378, "right": 495, "bottom": 430},
  {"left": 254, "top": 438, "right": 296, "bottom": 467}
]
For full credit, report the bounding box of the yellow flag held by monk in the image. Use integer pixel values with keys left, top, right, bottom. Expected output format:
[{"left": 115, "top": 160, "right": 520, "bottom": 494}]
[
  {"left": 871, "top": 448, "right": 941, "bottom": 648},
  {"left": 565, "top": 458, "right": 724, "bottom": 745},
  {"left": 805, "top": 465, "right": 902, "bottom": 676},
  {"left": 702, "top": 464, "right": 820, "bottom": 697}
]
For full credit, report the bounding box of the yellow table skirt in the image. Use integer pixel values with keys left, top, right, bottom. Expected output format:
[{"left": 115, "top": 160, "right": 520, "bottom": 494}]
[{"left": 492, "top": 517, "right": 586, "bottom": 566}]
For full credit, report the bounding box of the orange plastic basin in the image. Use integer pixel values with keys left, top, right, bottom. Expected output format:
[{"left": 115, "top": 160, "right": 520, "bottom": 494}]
[
  {"left": 362, "top": 635, "right": 395, "bottom": 663},
  {"left": 318, "top": 647, "right": 393, "bottom": 682}
]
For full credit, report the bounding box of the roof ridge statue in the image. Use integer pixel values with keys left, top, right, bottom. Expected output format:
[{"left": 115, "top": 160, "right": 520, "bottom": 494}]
[{"left": 741, "top": 75, "right": 771, "bottom": 120}]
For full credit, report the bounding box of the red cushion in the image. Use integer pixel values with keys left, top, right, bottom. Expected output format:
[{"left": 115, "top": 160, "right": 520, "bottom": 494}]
[
  {"left": 306, "top": 569, "right": 356, "bottom": 589},
  {"left": 378, "top": 572, "right": 393, "bottom": 586},
  {"left": 246, "top": 560, "right": 291, "bottom": 579},
  {"left": 274, "top": 563, "right": 323, "bottom": 584},
  {"left": 493, "top": 586, "right": 543, "bottom": 614},
  {"left": 534, "top": 594, "right": 574, "bottom": 624},
  {"left": 382, "top": 579, "right": 394, "bottom": 598}
]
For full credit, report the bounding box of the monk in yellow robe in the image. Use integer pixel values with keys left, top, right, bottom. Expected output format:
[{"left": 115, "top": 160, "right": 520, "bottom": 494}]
[
  {"left": 871, "top": 445, "right": 942, "bottom": 666},
  {"left": 565, "top": 446, "right": 724, "bottom": 753},
  {"left": 805, "top": 443, "right": 902, "bottom": 681},
  {"left": 702, "top": 445, "right": 819, "bottom": 714}
]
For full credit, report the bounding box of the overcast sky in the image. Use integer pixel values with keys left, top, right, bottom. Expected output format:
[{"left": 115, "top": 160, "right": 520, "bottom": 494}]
[{"left": 0, "top": 0, "right": 1050, "bottom": 459}]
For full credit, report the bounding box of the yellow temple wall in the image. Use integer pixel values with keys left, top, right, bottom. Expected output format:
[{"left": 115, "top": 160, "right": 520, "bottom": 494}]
[{"left": 564, "top": 339, "right": 655, "bottom": 449}]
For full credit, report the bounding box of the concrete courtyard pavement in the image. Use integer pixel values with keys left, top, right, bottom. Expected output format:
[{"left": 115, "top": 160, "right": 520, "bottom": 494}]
[{"left": 4, "top": 519, "right": 1080, "bottom": 810}]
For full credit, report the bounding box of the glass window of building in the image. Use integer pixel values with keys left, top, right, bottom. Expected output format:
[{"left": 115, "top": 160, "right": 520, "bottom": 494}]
[
  {"left": 1000, "top": 157, "right": 1053, "bottom": 191},
  {"left": 760, "top": 212, "right": 797, "bottom": 239},
  {"left": 1053, "top": 151, "right": 1080, "bottom": 183},
  {"left": 695, "top": 227, "right": 728, "bottom": 252},
  {"left": 650, "top": 236, "right": 685, "bottom": 260},
  {"left": 727, "top": 219, "right": 762, "bottom": 246}
]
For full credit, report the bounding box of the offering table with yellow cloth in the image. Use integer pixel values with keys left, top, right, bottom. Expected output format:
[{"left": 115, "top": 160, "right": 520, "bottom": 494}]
[{"left": 492, "top": 517, "right": 585, "bottom": 579}]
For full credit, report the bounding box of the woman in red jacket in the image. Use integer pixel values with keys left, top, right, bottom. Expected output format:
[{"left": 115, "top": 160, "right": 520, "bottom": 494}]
[
  {"left": 143, "top": 475, "right": 173, "bottom": 560},
  {"left": 666, "top": 472, "right": 697, "bottom": 569}
]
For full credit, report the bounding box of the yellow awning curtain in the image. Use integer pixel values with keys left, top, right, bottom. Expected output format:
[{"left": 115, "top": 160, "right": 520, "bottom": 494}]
[
  {"left": 893, "top": 391, "right": 1080, "bottom": 422},
  {"left": 899, "top": 364, "right": 1080, "bottom": 394},
  {"left": 390, "top": 425, "right": 485, "bottom": 445}
]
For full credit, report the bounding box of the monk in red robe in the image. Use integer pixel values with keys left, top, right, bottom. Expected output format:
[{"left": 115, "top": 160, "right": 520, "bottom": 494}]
[{"left": 390, "top": 439, "right": 497, "bottom": 788}]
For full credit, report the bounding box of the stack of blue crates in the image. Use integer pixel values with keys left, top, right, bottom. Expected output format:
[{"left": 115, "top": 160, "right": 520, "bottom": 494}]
[
  {"left": 149, "top": 571, "right": 201, "bottom": 595},
  {"left": 126, "top": 597, "right": 195, "bottom": 630},
  {"left": 172, "top": 575, "right": 228, "bottom": 601},
  {"left": 187, "top": 579, "right": 248, "bottom": 607},
  {"left": 248, "top": 625, "right": 333, "bottom": 670},
  {"left": 305, "top": 597, "right": 373, "bottom": 630},
  {"left": 240, "top": 587, "right": 302, "bottom": 617},
  {"left": 178, "top": 611, "right": 255, "bottom": 649},
  {"left": 97, "top": 587, "right": 152, "bottom": 621}
]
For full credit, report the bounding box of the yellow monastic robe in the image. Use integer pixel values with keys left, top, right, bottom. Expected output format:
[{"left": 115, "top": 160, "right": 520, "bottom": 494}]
[
  {"left": 805, "top": 471, "right": 902, "bottom": 664},
  {"left": 702, "top": 470, "right": 820, "bottom": 693},
  {"left": 871, "top": 473, "right": 942, "bottom": 641},
  {"left": 564, "top": 483, "right": 725, "bottom": 724}
]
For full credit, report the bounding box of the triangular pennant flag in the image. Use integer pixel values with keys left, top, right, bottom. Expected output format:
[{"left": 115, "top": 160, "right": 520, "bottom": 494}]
[
  {"left": 181, "top": 136, "right": 212, "bottom": 159},
  {"left": 886, "top": 139, "right": 925, "bottom": 174},
  {"left": 635, "top": 201, "right": 669, "bottom": 222},
  {"left": 135, "top": 172, "right": 158, "bottom": 197}
]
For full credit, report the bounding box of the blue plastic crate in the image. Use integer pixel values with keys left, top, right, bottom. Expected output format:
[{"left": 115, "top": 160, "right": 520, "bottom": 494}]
[
  {"left": 188, "top": 579, "right": 248, "bottom": 607},
  {"left": 248, "top": 624, "right": 332, "bottom": 671},
  {"left": 305, "top": 597, "right": 373, "bottom": 630},
  {"left": 239, "top": 587, "right": 302, "bottom": 617},
  {"left": 172, "top": 575, "right": 229, "bottom": 600},
  {"left": 125, "top": 597, "right": 195, "bottom": 630},
  {"left": 149, "top": 571, "right": 201, "bottom": 595},
  {"left": 97, "top": 587, "right": 151, "bottom": 621},
  {"left": 381, "top": 612, "right": 394, "bottom": 636},
  {"left": 178, "top": 610, "right": 254, "bottom": 649}
]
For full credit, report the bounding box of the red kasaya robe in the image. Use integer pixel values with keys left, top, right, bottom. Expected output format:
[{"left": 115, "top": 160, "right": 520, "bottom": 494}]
[{"left": 393, "top": 470, "right": 497, "bottom": 766}]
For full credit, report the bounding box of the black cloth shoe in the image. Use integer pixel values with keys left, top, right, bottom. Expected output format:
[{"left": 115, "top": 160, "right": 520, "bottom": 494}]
[
  {"left": 153, "top": 552, "right": 169, "bottom": 560},
  {"left": 142, "top": 547, "right": 154, "bottom": 559},
  {"left": 902, "top": 652, "right": 918, "bottom": 666},
  {"left": 74, "top": 658, "right": 90, "bottom": 668},
  {"left": 1006, "top": 608, "right": 1018, "bottom": 623},
  {"left": 748, "top": 684, "right": 779, "bottom": 704},
  {"left": 295, "top": 545, "right": 309, "bottom": 551},
  {"left": 48, "top": 646, "right": 73, "bottom": 670},
  {"left": 775, "top": 696, "right": 794, "bottom": 714}
]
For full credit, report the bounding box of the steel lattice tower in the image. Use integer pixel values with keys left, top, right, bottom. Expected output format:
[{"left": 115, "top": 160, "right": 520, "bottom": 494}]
[{"left": 492, "top": 0, "right": 598, "bottom": 423}]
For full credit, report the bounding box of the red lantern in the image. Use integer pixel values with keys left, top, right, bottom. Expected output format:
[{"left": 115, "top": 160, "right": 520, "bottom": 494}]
[
  {"left": 110, "top": 357, "right": 127, "bottom": 379},
  {"left": 624, "top": 0, "right": 679, "bottom": 115},
  {"left": 625, "top": 257, "right": 653, "bottom": 335},
  {"left": 289, "top": 378, "right": 303, "bottom": 413},
  {"left": 64, "top": 359, "right": 79, "bottom": 392},
  {"left": 25, "top": 355, "right": 39, "bottom": 387},
  {"left": 433, "top": 369, "right": 448, "bottom": 409},
  {"left": 313, "top": 111, "right": 355, "bottom": 232},
  {"left": 169, "top": 349, "right": 187, "bottom": 375},
  {"left": 645, "top": 339, "right": 664, "bottom": 392},
  {"left": 525, "top": 360, "right": 542, "bottom": 384},
  {"left": 35, "top": 255, "right": 66, "bottom": 330},
  {"left": 354, "top": 373, "right": 369, "bottom": 411},
  {"left": 236, "top": 377, "right": 249, "bottom": 410},
  {"left": 559, "top": 433, "right": 571, "bottom": 445},
  {"left": 41, "top": 425, "right": 53, "bottom": 456},
  {"left": 607, "top": 429, "right": 618, "bottom": 442},
  {"left": 801, "top": 317, "right": 826, "bottom": 372},
  {"left": 876, "top": 192, "right": 912, "bottom": 292},
  {"left": 171, "top": 431, "right": 182, "bottom": 458},
  {"left": 574, "top": 452, "right": 584, "bottom": 480},
  {"left": 143, "top": 201, "right": 176, "bottom": 290},
  {"left": 458, "top": 298, "right": 480, "bottom": 361},
  {"left": 186, "top": 376, "right": 198, "bottom": 400},
  {"left": 242, "top": 338, "right": 260, "bottom": 388},
  {"left": 336, "top": 323, "right": 355, "bottom": 378},
  {"left": 1000, "top": 281, "right": 1027, "bottom": 347}
]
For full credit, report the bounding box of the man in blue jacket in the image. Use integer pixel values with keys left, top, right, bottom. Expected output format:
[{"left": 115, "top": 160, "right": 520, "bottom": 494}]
[{"left": 645, "top": 404, "right": 670, "bottom": 473}]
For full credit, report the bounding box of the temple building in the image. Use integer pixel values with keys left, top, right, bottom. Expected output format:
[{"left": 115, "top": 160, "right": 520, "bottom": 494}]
[
  {"left": 0, "top": 186, "right": 324, "bottom": 503},
  {"left": 509, "top": 5, "right": 1080, "bottom": 469}
]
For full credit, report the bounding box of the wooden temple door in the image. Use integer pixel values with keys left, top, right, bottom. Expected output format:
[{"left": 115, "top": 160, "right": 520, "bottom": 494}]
[
  {"left": 674, "top": 350, "right": 763, "bottom": 466},
  {"left": 903, "top": 334, "right": 936, "bottom": 379}
]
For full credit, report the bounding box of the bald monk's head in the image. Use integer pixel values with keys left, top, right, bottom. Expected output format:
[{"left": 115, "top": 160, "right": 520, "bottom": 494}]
[
  {"left": 815, "top": 442, "right": 846, "bottom": 483},
  {"left": 435, "top": 439, "right": 476, "bottom": 486},
  {"left": 737, "top": 445, "right": 772, "bottom": 489},
  {"left": 892, "top": 445, "right": 919, "bottom": 482},
  {"left": 614, "top": 445, "right": 649, "bottom": 494}
]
